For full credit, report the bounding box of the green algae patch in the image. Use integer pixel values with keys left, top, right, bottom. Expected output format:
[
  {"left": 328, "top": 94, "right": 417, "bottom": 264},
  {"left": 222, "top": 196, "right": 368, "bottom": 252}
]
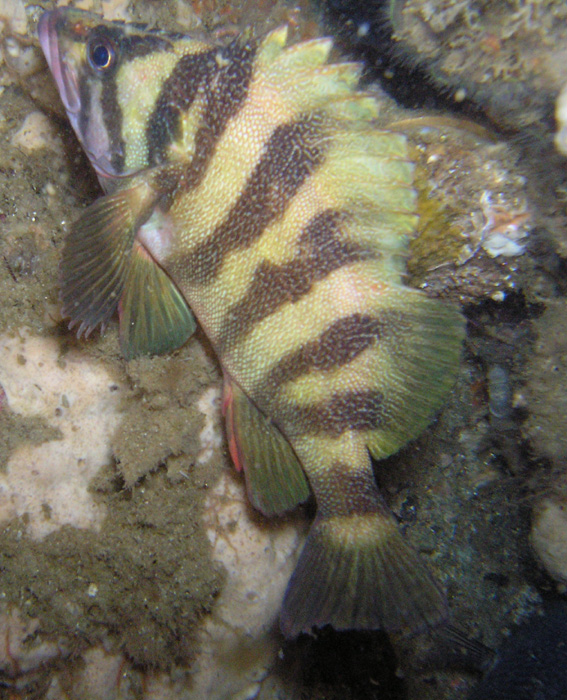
[{"left": 408, "top": 184, "right": 467, "bottom": 283}]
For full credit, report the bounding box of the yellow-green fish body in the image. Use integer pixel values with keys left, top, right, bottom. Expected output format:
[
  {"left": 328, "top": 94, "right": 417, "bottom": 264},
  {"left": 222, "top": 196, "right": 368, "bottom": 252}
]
[{"left": 39, "top": 8, "right": 465, "bottom": 637}]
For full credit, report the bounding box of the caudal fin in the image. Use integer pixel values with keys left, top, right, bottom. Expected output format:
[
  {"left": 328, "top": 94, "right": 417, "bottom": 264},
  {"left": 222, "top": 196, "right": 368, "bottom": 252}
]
[{"left": 280, "top": 509, "right": 446, "bottom": 638}]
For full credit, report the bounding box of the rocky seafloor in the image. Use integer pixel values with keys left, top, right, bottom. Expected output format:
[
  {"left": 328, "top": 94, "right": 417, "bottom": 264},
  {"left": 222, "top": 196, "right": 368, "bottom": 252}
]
[{"left": 1, "top": 0, "right": 567, "bottom": 699}]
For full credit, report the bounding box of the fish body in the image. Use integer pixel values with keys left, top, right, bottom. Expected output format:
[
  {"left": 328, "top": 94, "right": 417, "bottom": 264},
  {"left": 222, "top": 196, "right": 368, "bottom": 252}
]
[{"left": 39, "top": 8, "right": 465, "bottom": 638}]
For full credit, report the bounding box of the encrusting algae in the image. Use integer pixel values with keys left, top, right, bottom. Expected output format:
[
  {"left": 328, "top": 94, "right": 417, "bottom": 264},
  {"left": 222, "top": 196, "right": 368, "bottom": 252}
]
[{"left": 39, "top": 6, "right": 464, "bottom": 639}]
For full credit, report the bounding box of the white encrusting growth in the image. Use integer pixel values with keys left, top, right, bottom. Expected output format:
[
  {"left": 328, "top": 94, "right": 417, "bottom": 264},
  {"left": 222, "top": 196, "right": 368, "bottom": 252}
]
[
  {"left": 193, "top": 472, "right": 307, "bottom": 699},
  {"left": 197, "top": 385, "right": 223, "bottom": 464},
  {"left": 477, "top": 190, "right": 530, "bottom": 258},
  {"left": 531, "top": 495, "right": 567, "bottom": 588},
  {"left": 555, "top": 83, "right": 567, "bottom": 156}
]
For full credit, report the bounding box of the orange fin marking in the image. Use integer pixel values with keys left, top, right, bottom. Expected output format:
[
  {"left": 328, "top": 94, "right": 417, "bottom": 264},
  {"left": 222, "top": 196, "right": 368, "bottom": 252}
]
[{"left": 223, "top": 377, "right": 243, "bottom": 473}]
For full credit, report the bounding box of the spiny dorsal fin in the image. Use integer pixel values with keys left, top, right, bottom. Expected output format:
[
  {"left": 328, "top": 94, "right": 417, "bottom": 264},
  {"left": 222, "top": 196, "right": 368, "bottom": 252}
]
[
  {"left": 268, "top": 62, "right": 363, "bottom": 115},
  {"left": 119, "top": 241, "right": 196, "bottom": 360},
  {"left": 254, "top": 27, "right": 364, "bottom": 118},
  {"left": 255, "top": 25, "right": 288, "bottom": 68},
  {"left": 224, "top": 377, "right": 311, "bottom": 516},
  {"left": 266, "top": 35, "right": 333, "bottom": 72},
  {"left": 324, "top": 93, "right": 380, "bottom": 123}
]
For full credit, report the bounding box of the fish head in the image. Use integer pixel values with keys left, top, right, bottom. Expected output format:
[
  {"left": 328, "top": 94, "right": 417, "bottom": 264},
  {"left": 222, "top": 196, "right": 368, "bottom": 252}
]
[
  {"left": 39, "top": 8, "right": 128, "bottom": 181},
  {"left": 38, "top": 8, "right": 191, "bottom": 183}
]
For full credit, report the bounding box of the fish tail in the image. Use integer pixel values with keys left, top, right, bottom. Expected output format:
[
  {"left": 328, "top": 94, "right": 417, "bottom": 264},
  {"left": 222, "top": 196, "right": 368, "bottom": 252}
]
[{"left": 280, "top": 501, "right": 446, "bottom": 638}]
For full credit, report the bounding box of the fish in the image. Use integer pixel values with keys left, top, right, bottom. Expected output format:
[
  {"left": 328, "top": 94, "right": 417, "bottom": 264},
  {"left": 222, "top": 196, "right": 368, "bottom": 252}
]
[{"left": 39, "top": 7, "right": 465, "bottom": 639}]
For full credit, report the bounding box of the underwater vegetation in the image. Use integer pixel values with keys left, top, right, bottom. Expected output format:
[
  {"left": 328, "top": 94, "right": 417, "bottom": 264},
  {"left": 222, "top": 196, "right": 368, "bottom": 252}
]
[{"left": 0, "top": 1, "right": 566, "bottom": 699}]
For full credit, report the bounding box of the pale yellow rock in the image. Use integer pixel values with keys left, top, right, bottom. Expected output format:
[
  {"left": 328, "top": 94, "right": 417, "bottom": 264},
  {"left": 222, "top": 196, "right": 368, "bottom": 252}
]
[
  {"left": 193, "top": 473, "right": 307, "bottom": 700},
  {"left": 3, "top": 36, "right": 44, "bottom": 77},
  {"left": 66, "top": 648, "right": 127, "bottom": 700},
  {"left": 0, "top": 0, "right": 28, "bottom": 36},
  {"left": 0, "top": 608, "right": 61, "bottom": 675},
  {"left": 56, "top": 0, "right": 131, "bottom": 21},
  {"left": 101, "top": 0, "right": 131, "bottom": 21},
  {"left": 197, "top": 386, "right": 223, "bottom": 464},
  {"left": 0, "top": 331, "right": 122, "bottom": 538},
  {"left": 531, "top": 495, "right": 567, "bottom": 586},
  {"left": 555, "top": 83, "right": 567, "bottom": 156},
  {"left": 12, "top": 111, "right": 63, "bottom": 153}
]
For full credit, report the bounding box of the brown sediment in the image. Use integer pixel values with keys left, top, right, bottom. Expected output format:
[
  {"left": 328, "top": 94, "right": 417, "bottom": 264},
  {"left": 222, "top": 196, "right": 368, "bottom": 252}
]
[
  {"left": 390, "top": 0, "right": 567, "bottom": 136},
  {"left": 0, "top": 330, "right": 226, "bottom": 670},
  {"left": 0, "top": 466, "right": 225, "bottom": 669},
  {"left": 0, "top": 411, "right": 61, "bottom": 473},
  {"left": 112, "top": 342, "right": 222, "bottom": 487}
]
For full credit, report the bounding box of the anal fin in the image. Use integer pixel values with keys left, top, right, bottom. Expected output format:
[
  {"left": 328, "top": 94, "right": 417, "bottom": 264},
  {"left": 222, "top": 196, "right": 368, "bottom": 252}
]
[
  {"left": 223, "top": 377, "right": 311, "bottom": 517},
  {"left": 119, "top": 241, "right": 196, "bottom": 360}
]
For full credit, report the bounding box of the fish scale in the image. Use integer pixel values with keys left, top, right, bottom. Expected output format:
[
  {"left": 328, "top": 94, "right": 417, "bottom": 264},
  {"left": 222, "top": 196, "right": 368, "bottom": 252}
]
[{"left": 39, "top": 7, "right": 465, "bottom": 639}]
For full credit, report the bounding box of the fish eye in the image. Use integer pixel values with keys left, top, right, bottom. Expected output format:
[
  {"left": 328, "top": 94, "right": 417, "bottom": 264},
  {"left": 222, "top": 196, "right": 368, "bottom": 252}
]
[{"left": 87, "top": 37, "right": 115, "bottom": 72}]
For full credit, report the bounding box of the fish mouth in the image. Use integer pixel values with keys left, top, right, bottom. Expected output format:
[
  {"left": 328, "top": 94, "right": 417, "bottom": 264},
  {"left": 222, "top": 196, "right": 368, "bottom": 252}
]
[{"left": 38, "top": 10, "right": 81, "bottom": 117}]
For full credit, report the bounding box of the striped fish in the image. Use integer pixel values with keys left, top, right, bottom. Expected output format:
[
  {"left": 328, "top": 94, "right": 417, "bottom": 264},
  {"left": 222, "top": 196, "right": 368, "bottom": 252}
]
[{"left": 39, "top": 7, "right": 465, "bottom": 638}]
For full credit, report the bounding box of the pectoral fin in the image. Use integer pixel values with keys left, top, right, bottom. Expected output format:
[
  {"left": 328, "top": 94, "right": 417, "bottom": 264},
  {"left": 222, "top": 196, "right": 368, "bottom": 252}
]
[
  {"left": 223, "top": 377, "right": 311, "bottom": 516},
  {"left": 119, "top": 241, "right": 196, "bottom": 360},
  {"left": 60, "top": 177, "right": 158, "bottom": 337}
]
